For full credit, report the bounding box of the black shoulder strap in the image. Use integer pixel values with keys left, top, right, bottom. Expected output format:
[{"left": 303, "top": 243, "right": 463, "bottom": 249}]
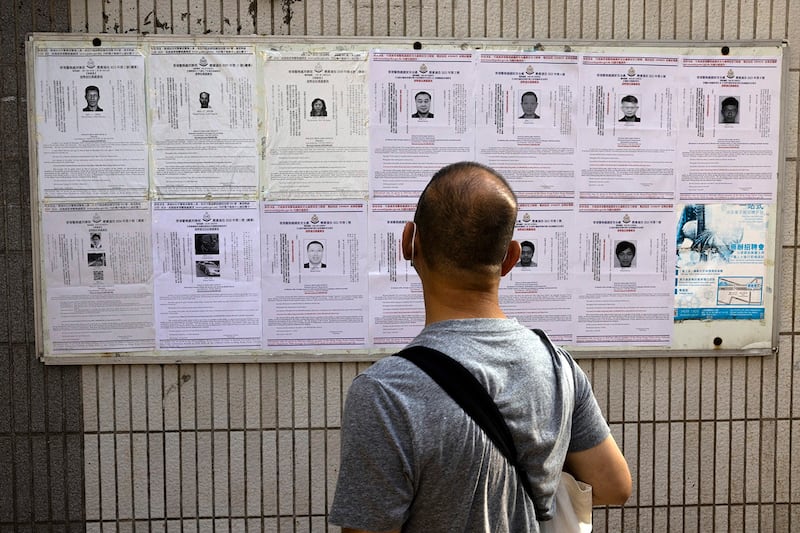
[
  {"left": 531, "top": 328, "right": 557, "bottom": 358},
  {"left": 395, "top": 344, "right": 537, "bottom": 506}
]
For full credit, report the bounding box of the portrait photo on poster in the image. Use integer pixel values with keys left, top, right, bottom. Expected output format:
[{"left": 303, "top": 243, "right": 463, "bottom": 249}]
[
  {"left": 83, "top": 85, "right": 103, "bottom": 112},
  {"left": 516, "top": 240, "right": 538, "bottom": 269},
  {"left": 618, "top": 94, "right": 640, "bottom": 122},
  {"left": 614, "top": 240, "right": 637, "bottom": 268},
  {"left": 412, "top": 91, "right": 434, "bottom": 119},
  {"left": 310, "top": 97, "right": 328, "bottom": 117},
  {"left": 519, "top": 91, "right": 540, "bottom": 119},
  {"left": 304, "top": 240, "right": 327, "bottom": 270},
  {"left": 719, "top": 96, "right": 740, "bottom": 124}
]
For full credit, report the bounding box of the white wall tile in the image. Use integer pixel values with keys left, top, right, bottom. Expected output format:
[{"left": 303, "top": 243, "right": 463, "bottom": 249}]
[
  {"left": 293, "top": 364, "right": 310, "bottom": 429},
  {"left": 683, "top": 421, "right": 700, "bottom": 506},
  {"left": 180, "top": 434, "right": 198, "bottom": 517},
  {"left": 179, "top": 366, "right": 197, "bottom": 431},
  {"left": 637, "top": 423, "right": 654, "bottom": 506},
  {"left": 325, "top": 363, "right": 342, "bottom": 427},
  {"left": 607, "top": 359, "right": 625, "bottom": 421},
  {"left": 196, "top": 431, "right": 214, "bottom": 517},
  {"left": 114, "top": 366, "right": 131, "bottom": 432},
  {"left": 775, "top": 420, "right": 791, "bottom": 500},
  {"left": 148, "top": 433, "right": 165, "bottom": 519},
  {"left": 309, "top": 363, "right": 326, "bottom": 428},
  {"left": 147, "top": 366, "right": 164, "bottom": 431},
  {"left": 278, "top": 430, "right": 295, "bottom": 515},
  {"left": 164, "top": 432, "right": 182, "bottom": 517},
  {"left": 84, "top": 434, "right": 100, "bottom": 521},
  {"left": 131, "top": 433, "right": 150, "bottom": 519},
  {"left": 653, "top": 423, "right": 670, "bottom": 505},
  {"left": 310, "top": 429, "right": 328, "bottom": 515},
  {"left": 195, "top": 365, "right": 213, "bottom": 430},
  {"left": 97, "top": 366, "right": 115, "bottom": 432},
  {"left": 326, "top": 429, "right": 341, "bottom": 509},
  {"left": 714, "top": 422, "right": 731, "bottom": 503},
  {"left": 228, "top": 364, "right": 245, "bottom": 429},
  {"left": 670, "top": 359, "right": 686, "bottom": 420},
  {"left": 653, "top": 359, "right": 671, "bottom": 421},
  {"left": 263, "top": 429, "right": 278, "bottom": 515},
  {"left": 213, "top": 431, "right": 230, "bottom": 516},
  {"left": 83, "top": 366, "right": 99, "bottom": 432},
  {"left": 245, "top": 364, "right": 262, "bottom": 429},
  {"left": 99, "top": 433, "right": 117, "bottom": 520},
  {"left": 277, "top": 365, "right": 294, "bottom": 428},
  {"left": 262, "top": 364, "right": 278, "bottom": 428},
  {"left": 715, "top": 358, "right": 732, "bottom": 419},
  {"left": 699, "top": 421, "right": 716, "bottom": 504},
  {"left": 669, "top": 422, "right": 685, "bottom": 504},
  {"left": 130, "top": 366, "right": 149, "bottom": 431},
  {"left": 166, "top": 520, "right": 182, "bottom": 533},
  {"left": 684, "top": 358, "right": 701, "bottom": 420},
  {"left": 229, "top": 431, "right": 246, "bottom": 516},
  {"left": 787, "top": 1, "right": 800, "bottom": 69},
  {"left": 245, "top": 430, "right": 263, "bottom": 516},
  {"left": 212, "top": 365, "right": 229, "bottom": 429},
  {"left": 638, "top": 359, "right": 655, "bottom": 421},
  {"left": 116, "top": 435, "right": 133, "bottom": 519}
]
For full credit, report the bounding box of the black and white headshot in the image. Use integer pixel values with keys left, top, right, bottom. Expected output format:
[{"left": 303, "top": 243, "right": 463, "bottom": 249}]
[
  {"left": 719, "top": 96, "right": 739, "bottom": 124},
  {"left": 83, "top": 85, "right": 102, "bottom": 112},
  {"left": 412, "top": 91, "right": 433, "bottom": 119}
]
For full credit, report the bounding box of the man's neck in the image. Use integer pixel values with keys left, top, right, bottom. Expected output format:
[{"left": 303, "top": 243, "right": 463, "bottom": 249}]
[{"left": 421, "top": 274, "right": 506, "bottom": 325}]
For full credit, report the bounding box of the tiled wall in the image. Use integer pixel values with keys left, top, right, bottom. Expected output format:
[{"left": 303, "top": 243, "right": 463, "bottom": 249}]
[
  {"left": 0, "top": 1, "right": 86, "bottom": 530},
  {"left": 9, "top": 0, "right": 798, "bottom": 531}
]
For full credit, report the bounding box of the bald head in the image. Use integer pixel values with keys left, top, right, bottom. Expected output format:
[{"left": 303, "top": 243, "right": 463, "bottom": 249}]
[{"left": 414, "top": 162, "right": 518, "bottom": 277}]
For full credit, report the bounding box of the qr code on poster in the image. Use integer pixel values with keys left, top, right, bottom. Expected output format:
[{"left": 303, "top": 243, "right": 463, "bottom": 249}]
[{"left": 93, "top": 270, "right": 104, "bottom": 281}]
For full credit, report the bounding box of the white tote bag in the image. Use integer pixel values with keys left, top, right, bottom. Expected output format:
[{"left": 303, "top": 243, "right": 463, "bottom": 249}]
[{"left": 539, "top": 472, "right": 593, "bottom": 533}]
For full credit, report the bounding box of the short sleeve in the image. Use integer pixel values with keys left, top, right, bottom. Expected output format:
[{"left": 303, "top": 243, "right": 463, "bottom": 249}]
[
  {"left": 328, "top": 373, "right": 415, "bottom": 530},
  {"left": 566, "top": 357, "right": 611, "bottom": 453}
]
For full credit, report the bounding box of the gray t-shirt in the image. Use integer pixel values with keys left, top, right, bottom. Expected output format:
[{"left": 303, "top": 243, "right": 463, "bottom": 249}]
[{"left": 329, "top": 318, "right": 609, "bottom": 532}]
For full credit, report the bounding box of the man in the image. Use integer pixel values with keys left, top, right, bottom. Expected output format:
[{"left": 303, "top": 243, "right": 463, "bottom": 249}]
[
  {"left": 90, "top": 233, "right": 102, "bottom": 249},
  {"left": 615, "top": 240, "right": 636, "bottom": 268},
  {"left": 618, "top": 94, "right": 640, "bottom": 122},
  {"left": 199, "top": 91, "right": 210, "bottom": 109},
  {"left": 411, "top": 91, "right": 434, "bottom": 118},
  {"left": 519, "top": 91, "right": 540, "bottom": 119},
  {"left": 83, "top": 86, "right": 102, "bottom": 112},
  {"left": 303, "top": 240, "right": 326, "bottom": 270},
  {"left": 720, "top": 96, "right": 739, "bottom": 123},
  {"left": 330, "top": 162, "right": 631, "bottom": 532},
  {"left": 517, "top": 240, "right": 537, "bottom": 268}
]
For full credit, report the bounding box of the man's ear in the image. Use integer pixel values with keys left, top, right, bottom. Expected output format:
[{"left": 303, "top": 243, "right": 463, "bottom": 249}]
[
  {"left": 500, "top": 240, "right": 521, "bottom": 276},
  {"left": 402, "top": 221, "right": 415, "bottom": 260}
]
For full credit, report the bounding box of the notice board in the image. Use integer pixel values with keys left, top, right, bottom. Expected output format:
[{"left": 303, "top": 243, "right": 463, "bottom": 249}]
[{"left": 26, "top": 34, "right": 787, "bottom": 363}]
